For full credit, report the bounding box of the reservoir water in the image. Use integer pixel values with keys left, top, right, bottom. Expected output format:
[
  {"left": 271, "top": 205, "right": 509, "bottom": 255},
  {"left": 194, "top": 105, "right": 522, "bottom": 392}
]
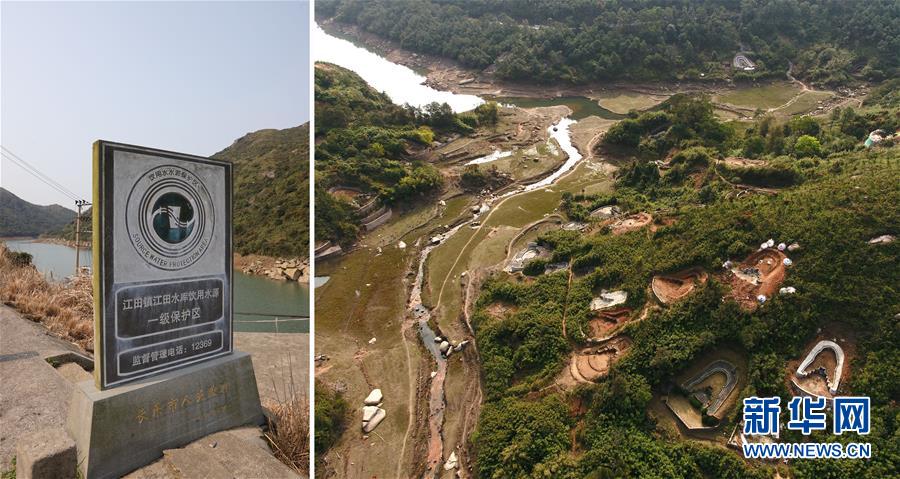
[
  {"left": 3, "top": 239, "right": 309, "bottom": 333},
  {"left": 314, "top": 23, "right": 483, "bottom": 112},
  {"left": 494, "top": 96, "right": 625, "bottom": 120}
]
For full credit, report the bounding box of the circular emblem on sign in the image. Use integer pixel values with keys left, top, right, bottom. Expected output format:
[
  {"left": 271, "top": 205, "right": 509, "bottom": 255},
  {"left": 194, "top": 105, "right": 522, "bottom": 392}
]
[
  {"left": 126, "top": 165, "right": 215, "bottom": 270},
  {"left": 151, "top": 192, "right": 195, "bottom": 243}
]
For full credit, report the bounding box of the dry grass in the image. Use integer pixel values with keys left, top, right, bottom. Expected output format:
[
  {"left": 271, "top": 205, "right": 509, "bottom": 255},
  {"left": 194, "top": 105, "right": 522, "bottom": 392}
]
[
  {"left": 0, "top": 244, "right": 94, "bottom": 351},
  {"left": 263, "top": 354, "right": 310, "bottom": 476}
]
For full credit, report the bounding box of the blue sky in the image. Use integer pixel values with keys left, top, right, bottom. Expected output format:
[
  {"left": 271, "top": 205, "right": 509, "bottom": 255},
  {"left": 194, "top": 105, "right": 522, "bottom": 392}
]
[{"left": 1, "top": 1, "right": 310, "bottom": 207}]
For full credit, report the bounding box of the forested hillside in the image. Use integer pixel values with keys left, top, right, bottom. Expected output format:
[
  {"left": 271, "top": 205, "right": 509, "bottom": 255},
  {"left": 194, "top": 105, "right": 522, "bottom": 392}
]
[
  {"left": 0, "top": 188, "right": 75, "bottom": 237},
  {"left": 470, "top": 97, "right": 899, "bottom": 477},
  {"left": 317, "top": 0, "right": 898, "bottom": 86},
  {"left": 315, "top": 62, "right": 498, "bottom": 246},
  {"left": 212, "top": 124, "right": 310, "bottom": 258}
]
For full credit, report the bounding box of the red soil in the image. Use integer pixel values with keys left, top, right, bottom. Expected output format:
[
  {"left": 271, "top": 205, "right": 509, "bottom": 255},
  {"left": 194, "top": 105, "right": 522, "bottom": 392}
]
[
  {"left": 610, "top": 212, "right": 653, "bottom": 235},
  {"left": 722, "top": 249, "right": 787, "bottom": 311},
  {"left": 570, "top": 336, "right": 633, "bottom": 382},
  {"left": 651, "top": 267, "right": 708, "bottom": 304},
  {"left": 589, "top": 307, "right": 633, "bottom": 336}
]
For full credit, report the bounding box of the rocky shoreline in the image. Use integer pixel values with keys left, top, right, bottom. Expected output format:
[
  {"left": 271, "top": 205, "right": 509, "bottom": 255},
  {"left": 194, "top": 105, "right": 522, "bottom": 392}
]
[{"left": 234, "top": 253, "right": 310, "bottom": 283}]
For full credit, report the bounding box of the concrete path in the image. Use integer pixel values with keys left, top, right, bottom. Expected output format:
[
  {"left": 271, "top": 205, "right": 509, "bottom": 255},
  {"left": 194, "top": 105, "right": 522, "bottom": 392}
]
[
  {"left": 125, "top": 427, "right": 304, "bottom": 479},
  {"left": 235, "top": 332, "right": 309, "bottom": 406},
  {"left": 0, "top": 305, "right": 85, "bottom": 469},
  {"left": 0, "top": 306, "right": 310, "bottom": 473}
]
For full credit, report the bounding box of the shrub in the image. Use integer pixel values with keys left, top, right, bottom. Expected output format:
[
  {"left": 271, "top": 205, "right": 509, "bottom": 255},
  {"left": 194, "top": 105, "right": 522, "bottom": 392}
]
[
  {"left": 523, "top": 259, "right": 548, "bottom": 276},
  {"left": 795, "top": 135, "right": 823, "bottom": 158}
]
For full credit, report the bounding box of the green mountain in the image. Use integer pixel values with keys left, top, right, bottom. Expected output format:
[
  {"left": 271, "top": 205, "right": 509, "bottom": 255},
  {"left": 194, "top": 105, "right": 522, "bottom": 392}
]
[
  {"left": 0, "top": 188, "right": 75, "bottom": 237},
  {"left": 212, "top": 124, "right": 310, "bottom": 258},
  {"left": 318, "top": 0, "right": 898, "bottom": 85},
  {"left": 315, "top": 62, "right": 499, "bottom": 246}
]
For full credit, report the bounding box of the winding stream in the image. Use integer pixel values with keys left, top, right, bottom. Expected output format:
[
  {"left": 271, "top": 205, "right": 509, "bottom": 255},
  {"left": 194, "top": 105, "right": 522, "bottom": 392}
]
[{"left": 316, "top": 23, "right": 587, "bottom": 476}]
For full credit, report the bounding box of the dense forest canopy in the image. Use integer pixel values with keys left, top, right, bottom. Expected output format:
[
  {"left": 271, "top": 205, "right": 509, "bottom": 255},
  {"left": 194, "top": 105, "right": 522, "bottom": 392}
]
[{"left": 317, "top": 0, "right": 899, "bottom": 85}]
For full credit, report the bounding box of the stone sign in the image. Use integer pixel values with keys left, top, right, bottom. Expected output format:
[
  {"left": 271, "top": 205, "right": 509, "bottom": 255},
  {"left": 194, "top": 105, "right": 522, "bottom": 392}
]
[{"left": 93, "top": 141, "right": 233, "bottom": 389}]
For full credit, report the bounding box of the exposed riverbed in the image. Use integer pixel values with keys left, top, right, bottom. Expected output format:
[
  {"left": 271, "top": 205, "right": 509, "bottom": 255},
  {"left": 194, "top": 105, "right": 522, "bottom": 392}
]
[{"left": 316, "top": 23, "right": 591, "bottom": 477}]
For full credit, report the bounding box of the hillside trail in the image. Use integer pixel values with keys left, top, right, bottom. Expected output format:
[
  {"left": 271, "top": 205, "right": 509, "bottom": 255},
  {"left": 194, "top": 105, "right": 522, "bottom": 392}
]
[{"left": 769, "top": 61, "right": 827, "bottom": 113}]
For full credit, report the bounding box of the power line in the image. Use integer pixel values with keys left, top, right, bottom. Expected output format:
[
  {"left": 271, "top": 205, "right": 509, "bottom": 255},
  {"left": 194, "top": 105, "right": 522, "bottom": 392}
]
[
  {"left": 1, "top": 151, "right": 78, "bottom": 201},
  {"left": 1, "top": 146, "right": 86, "bottom": 202},
  {"left": 1, "top": 146, "right": 83, "bottom": 201}
]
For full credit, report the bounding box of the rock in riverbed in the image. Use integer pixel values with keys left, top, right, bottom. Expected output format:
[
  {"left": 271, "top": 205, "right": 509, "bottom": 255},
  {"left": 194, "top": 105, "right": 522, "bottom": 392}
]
[
  {"left": 364, "top": 389, "right": 383, "bottom": 406},
  {"left": 444, "top": 451, "right": 458, "bottom": 470},
  {"left": 362, "top": 407, "right": 386, "bottom": 433}
]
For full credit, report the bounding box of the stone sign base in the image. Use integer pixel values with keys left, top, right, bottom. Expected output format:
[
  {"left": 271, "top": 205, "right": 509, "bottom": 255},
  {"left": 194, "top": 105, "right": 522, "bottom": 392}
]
[{"left": 67, "top": 351, "right": 263, "bottom": 479}]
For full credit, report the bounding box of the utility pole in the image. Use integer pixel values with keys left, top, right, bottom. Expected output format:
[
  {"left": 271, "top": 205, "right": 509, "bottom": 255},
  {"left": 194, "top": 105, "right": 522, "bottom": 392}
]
[{"left": 74, "top": 199, "right": 90, "bottom": 275}]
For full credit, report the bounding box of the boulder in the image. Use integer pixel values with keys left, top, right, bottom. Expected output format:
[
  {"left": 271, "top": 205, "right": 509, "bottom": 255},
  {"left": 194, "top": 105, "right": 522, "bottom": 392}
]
[
  {"left": 362, "top": 407, "right": 386, "bottom": 433},
  {"left": 364, "top": 389, "right": 383, "bottom": 406},
  {"left": 439, "top": 341, "right": 451, "bottom": 354},
  {"left": 284, "top": 268, "right": 302, "bottom": 281},
  {"left": 453, "top": 340, "right": 469, "bottom": 352},
  {"left": 444, "top": 451, "right": 458, "bottom": 470},
  {"left": 362, "top": 405, "right": 380, "bottom": 423},
  {"left": 868, "top": 234, "right": 895, "bottom": 245}
]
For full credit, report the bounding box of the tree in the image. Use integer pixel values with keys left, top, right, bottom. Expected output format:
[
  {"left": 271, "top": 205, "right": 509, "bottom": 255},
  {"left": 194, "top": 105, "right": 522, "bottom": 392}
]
[
  {"left": 475, "top": 101, "right": 500, "bottom": 126},
  {"left": 789, "top": 116, "right": 822, "bottom": 137},
  {"left": 794, "top": 135, "right": 823, "bottom": 158}
]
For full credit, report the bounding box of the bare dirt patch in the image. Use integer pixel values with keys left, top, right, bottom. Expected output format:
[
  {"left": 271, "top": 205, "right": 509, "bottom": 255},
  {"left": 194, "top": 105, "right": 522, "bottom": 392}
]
[
  {"left": 721, "top": 157, "right": 768, "bottom": 168},
  {"left": 588, "top": 307, "right": 633, "bottom": 338},
  {"left": 484, "top": 301, "right": 518, "bottom": 321},
  {"left": 431, "top": 105, "right": 567, "bottom": 168},
  {"left": 721, "top": 249, "right": 787, "bottom": 311},
  {"left": 561, "top": 336, "right": 632, "bottom": 385},
  {"left": 609, "top": 212, "right": 653, "bottom": 235},
  {"left": 651, "top": 267, "right": 708, "bottom": 304}
]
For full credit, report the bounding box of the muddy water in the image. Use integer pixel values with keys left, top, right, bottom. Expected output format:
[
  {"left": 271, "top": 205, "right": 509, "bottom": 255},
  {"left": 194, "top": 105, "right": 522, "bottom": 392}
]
[
  {"left": 314, "top": 23, "right": 483, "bottom": 112},
  {"left": 406, "top": 228, "right": 461, "bottom": 476},
  {"left": 494, "top": 95, "right": 625, "bottom": 120}
]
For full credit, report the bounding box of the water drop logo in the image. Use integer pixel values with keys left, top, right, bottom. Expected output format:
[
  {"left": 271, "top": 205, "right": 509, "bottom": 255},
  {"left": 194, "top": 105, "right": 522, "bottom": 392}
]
[
  {"left": 126, "top": 165, "right": 215, "bottom": 270},
  {"left": 151, "top": 193, "right": 195, "bottom": 243}
]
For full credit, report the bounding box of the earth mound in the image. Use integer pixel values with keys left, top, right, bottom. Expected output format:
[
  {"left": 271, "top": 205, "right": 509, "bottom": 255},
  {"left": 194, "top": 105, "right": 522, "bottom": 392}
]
[
  {"left": 651, "top": 267, "right": 708, "bottom": 304},
  {"left": 723, "top": 249, "right": 787, "bottom": 310},
  {"left": 610, "top": 212, "right": 653, "bottom": 235}
]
